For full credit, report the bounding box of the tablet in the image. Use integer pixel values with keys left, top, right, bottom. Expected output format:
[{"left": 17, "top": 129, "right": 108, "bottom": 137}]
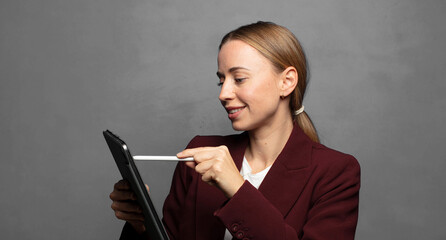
[{"left": 103, "top": 130, "right": 169, "bottom": 240}]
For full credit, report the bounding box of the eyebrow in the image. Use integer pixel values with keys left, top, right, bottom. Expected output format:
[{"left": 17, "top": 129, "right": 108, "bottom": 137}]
[{"left": 216, "top": 66, "right": 250, "bottom": 78}]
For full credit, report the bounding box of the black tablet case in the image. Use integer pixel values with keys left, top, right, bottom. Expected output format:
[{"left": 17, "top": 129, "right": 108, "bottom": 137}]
[{"left": 103, "top": 130, "right": 169, "bottom": 240}]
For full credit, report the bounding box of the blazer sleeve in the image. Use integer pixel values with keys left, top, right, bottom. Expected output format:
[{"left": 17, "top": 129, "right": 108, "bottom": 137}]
[
  {"left": 214, "top": 155, "right": 360, "bottom": 240},
  {"left": 302, "top": 155, "right": 360, "bottom": 239}
]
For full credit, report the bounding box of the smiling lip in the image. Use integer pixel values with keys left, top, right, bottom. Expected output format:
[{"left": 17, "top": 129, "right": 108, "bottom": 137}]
[{"left": 225, "top": 106, "right": 245, "bottom": 120}]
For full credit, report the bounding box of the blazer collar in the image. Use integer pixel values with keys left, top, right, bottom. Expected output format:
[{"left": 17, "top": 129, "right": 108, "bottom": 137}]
[
  {"left": 234, "top": 122, "right": 313, "bottom": 217},
  {"left": 233, "top": 122, "right": 312, "bottom": 171}
]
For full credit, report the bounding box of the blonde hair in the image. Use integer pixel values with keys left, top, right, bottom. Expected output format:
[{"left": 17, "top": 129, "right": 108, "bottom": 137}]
[{"left": 219, "top": 21, "right": 319, "bottom": 143}]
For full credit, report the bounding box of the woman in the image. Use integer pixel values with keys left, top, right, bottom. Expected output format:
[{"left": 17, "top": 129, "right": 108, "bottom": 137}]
[{"left": 110, "top": 21, "right": 360, "bottom": 240}]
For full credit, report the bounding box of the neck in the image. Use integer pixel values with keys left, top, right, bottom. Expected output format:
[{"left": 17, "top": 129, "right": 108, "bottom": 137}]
[{"left": 245, "top": 117, "right": 294, "bottom": 173}]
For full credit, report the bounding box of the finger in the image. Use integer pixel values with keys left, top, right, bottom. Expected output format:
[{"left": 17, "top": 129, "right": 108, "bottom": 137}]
[
  {"left": 177, "top": 147, "right": 218, "bottom": 158},
  {"left": 114, "top": 179, "right": 131, "bottom": 190},
  {"left": 185, "top": 161, "right": 196, "bottom": 169},
  {"left": 201, "top": 170, "right": 216, "bottom": 184},
  {"left": 114, "top": 210, "right": 145, "bottom": 222},
  {"left": 111, "top": 201, "right": 143, "bottom": 214},
  {"left": 128, "top": 220, "right": 146, "bottom": 234},
  {"left": 188, "top": 150, "right": 219, "bottom": 164},
  {"left": 145, "top": 184, "right": 149, "bottom": 193},
  {"left": 110, "top": 189, "right": 137, "bottom": 201},
  {"left": 195, "top": 160, "right": 214, "bottom": 175}
]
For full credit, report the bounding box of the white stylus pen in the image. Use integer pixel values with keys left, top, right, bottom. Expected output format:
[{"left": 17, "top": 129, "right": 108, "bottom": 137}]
[{"left": 133, "top": 156, "right": 194, "bottom": 161}]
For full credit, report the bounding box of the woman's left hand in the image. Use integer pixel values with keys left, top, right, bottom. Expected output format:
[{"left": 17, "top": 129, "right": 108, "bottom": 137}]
[{"left": 177, "top": 146, "right": 244, "bottom": 198}]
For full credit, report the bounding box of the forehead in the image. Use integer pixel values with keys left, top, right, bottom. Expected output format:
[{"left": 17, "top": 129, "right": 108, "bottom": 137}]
[{"left": 217, "top": 40, "right": 271, "bottom": 71}]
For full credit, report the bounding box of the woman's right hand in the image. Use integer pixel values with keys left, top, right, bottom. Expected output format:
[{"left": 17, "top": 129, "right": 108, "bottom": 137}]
[{"left": 109, "top": 179, "right": 146, "bottom": 234}]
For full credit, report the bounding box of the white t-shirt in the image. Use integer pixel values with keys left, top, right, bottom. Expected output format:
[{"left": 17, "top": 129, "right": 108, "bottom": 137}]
[{"left": 223, "top": 157, "right": 272, "bottom": 240}]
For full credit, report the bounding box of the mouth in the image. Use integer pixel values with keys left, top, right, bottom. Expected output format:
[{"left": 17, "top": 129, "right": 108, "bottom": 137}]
[
  {"left": 228, "top": 108, "right": 244, "bottom": 114},
  {"left": 225, "top": 106, "right": 246, "bottom": 120}
]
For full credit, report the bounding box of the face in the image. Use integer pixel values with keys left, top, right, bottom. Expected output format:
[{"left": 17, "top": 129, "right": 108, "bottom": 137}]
[{"left": 217, "top": 40, "right": 284, "bottom": 132}]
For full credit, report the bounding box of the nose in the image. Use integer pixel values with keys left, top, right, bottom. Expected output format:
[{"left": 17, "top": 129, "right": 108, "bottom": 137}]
[{"left": 218, "top": 80, "right": 235, "bottom": 102}]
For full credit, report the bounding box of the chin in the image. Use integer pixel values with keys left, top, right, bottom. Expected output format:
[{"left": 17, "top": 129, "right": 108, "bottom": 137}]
[
  {"left": 230, "top": 120, "right": 255, "bottom": 132},
  {"left": 231, "top": 125, "right": 245, "bottom": 132},
  {"left": 230, "top": 121, "right": 246, "bottom": 131}
]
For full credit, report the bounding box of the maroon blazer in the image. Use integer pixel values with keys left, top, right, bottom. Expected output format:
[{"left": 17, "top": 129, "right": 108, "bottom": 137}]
[{"left": 121, "top": 123, "right": 360, "bottom": 240}]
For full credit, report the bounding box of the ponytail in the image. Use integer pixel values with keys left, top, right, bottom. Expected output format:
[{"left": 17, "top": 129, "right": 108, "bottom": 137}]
[{"left": 295, "top": 112, "right": 319, "bottom": 143}]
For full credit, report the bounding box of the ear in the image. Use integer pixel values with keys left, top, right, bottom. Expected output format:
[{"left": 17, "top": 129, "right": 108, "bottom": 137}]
[{"left": 279, "top": 66, "right": 298, "bottom": 98}]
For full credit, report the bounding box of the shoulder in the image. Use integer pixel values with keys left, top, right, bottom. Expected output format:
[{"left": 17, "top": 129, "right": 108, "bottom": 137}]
[
  {"left": 308, "top": 141, "right": 361, "bottom": 193},
  {"left": 185, "top": 133, "right": 247, "bottom": 149},
  {"left": 310, "top": 141, "right": 360, "bottom": 172}
]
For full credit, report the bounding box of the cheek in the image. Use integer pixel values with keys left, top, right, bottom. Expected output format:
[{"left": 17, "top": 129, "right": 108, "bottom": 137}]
[
  {"left": 257, "top": 78, "right": 280, "bottom": 99},
  {"left": 242, "top": 81, "right": 279, "bottom": 107}
]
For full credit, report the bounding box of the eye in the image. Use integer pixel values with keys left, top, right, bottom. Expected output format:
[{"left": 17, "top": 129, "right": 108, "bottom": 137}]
[
  {"left": 235, "top": 78, "right": 246, "bottom": 83},
  {"left": 217, "top": 76, "right": 224, "bottom": 87}
]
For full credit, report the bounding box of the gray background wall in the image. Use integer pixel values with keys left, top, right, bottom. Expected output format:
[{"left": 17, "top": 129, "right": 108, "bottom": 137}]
[{"left": 1, "top": 0, "right": 445, "bottom": 239}]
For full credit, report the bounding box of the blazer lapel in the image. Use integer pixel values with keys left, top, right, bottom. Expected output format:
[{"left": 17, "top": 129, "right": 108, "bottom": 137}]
[{"left": 258, "top": 124, "right": 313, "bottom": 217}]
